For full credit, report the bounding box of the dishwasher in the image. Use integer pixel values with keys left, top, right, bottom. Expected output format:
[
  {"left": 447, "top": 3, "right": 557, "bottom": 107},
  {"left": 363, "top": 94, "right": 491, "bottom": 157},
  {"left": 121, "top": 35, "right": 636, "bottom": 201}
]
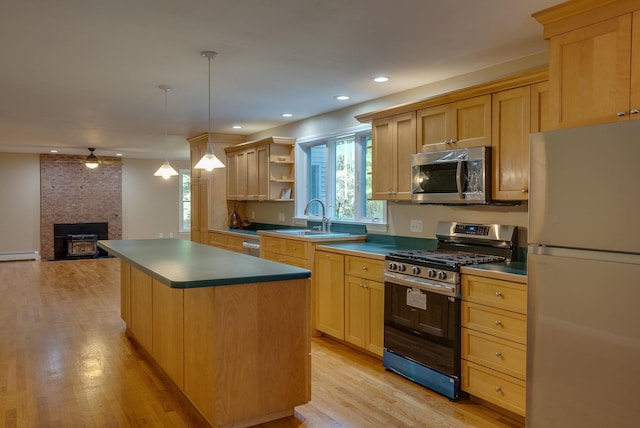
[{"left": 242, "top": 237, "right": 261, "bottom": 257}]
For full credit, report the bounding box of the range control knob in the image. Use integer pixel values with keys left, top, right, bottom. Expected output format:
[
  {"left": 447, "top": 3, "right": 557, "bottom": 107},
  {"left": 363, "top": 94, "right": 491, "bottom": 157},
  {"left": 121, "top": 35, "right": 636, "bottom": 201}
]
[
  {"left": 398, "top": 264, "right": 406, "bottom": 272},
  {"left": 388, "top": 262, "right": 397, "bottom": 271},
  {"left": 437, "top": 271, "right": 447, "bottom": 280},
  {"left": 412, "top": 266, "right": 421, "bottom": 275},
  {"left": 427, "top": 269, "right": 436, "bottom": 278}
]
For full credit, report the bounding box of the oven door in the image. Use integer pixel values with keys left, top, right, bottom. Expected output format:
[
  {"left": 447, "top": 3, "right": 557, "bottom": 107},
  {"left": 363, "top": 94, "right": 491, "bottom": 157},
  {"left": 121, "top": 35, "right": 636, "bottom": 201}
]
[{"left": 384, "top": 280, "right": 460, "bottom": 377}]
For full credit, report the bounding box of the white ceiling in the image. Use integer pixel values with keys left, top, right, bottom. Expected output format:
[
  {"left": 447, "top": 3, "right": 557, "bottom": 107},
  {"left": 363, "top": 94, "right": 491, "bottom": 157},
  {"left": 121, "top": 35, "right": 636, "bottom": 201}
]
[{"left": 0, "top": 0, "right": 558, "bottom": 161}]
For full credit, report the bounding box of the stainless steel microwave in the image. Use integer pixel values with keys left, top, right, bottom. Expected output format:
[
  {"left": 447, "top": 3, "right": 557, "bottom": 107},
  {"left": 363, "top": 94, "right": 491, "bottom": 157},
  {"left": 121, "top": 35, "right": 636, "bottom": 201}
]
[{"left": 411, "top": 146, "right": 491, "bottom": 204}]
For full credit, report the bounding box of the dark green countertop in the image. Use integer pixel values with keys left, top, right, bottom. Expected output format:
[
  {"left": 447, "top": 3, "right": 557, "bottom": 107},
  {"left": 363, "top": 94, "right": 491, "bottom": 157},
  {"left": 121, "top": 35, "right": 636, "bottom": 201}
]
[
  {"left": 98, "top": 238, "right": 310, "bottom": 289},
  {"left": 465, "top": 260, "right": 527, "bottom": 277}
]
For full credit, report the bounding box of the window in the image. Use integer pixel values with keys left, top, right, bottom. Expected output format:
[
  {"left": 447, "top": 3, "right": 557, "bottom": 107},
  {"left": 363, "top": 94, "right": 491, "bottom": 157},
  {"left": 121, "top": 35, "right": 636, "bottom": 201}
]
[
  {"left": 179, "top": 169, "right": 191, "bottom": 233},
  {"left": 296, "top": 128, "right": 385, "bottom": 224}
]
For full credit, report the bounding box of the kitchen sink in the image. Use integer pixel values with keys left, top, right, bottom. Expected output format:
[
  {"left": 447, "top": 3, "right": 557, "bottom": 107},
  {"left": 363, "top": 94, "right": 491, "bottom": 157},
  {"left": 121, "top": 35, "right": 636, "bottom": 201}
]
[{"left": 269, "top": 229, "right": 351, "bottom": 238}]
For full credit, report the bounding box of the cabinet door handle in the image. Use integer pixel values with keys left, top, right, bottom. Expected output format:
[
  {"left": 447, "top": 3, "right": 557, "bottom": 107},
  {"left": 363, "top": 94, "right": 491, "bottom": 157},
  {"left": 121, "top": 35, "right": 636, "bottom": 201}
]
[
  {"left": 617, "top": 111, "right": 627, "bottom": 117},
  {"left": 495, "top": 352, "right": 502, "bottom": 357},
  {"left": 495, "top": 320, "right": 502, "bottom": 326},
  {"left": 521, "top": 188, "right": 528, "bottom": 193},
  {"left": 495, "top": 386, "right": 502, "bottom": 393},
  {"left": 631, "top": 108, "right": 639, "bottom": 115},
  {"left": 495, "top": 291, "right": 502, "bottom": 297},
  {"left": 362, "top": 266, "right": 368, "bottom": 271}
]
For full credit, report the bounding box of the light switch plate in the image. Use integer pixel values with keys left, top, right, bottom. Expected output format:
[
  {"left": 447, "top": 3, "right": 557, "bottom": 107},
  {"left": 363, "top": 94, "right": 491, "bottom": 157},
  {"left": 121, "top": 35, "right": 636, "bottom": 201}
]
[
  {"left": 278, "top": 213, "right": 285, "bottom": 222},
  {"left": 410, "top": 219, "right": 423, "bottom": 233}
]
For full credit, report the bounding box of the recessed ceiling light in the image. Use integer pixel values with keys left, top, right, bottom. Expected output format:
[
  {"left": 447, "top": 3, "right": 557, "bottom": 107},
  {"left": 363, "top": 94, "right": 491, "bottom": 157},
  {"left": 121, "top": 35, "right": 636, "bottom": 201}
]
[
  {"left": 335, "top": 95, "right": 350, "bottom": 101},
  {"left": 50, "top": 149, "right": 58, "bottom": 153},
  {"left": 371, "top": 76, "right": 390, "bottom": 83},
  {"left": 232, "top": 125, "right": 242, "bottom": 129},
  {"left": 281, "top": 113, "right": 293, "bottom": 118}
]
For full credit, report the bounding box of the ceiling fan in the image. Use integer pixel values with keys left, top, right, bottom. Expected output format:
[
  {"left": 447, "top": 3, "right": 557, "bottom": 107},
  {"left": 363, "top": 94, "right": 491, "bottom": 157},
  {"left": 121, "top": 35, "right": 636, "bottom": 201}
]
[{"left": 53, "top": 148, "right": 117, "bottom": 168}]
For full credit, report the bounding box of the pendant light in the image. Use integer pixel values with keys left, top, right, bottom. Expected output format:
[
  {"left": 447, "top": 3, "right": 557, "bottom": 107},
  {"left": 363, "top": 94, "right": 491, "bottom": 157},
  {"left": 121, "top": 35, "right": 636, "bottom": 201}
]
[
  {"left": 83, "top": 148, "right": 100, "bottom": 169},
  {"left": 194, "top": 50, "right": 225, "bottom": 171},
  {"left": 154, "top": 85, "right": 179, "bottom": 179}
]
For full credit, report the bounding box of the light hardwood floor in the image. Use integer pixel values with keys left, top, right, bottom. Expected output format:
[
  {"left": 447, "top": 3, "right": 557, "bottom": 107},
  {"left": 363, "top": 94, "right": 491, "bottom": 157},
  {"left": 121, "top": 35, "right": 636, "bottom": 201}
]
[{"left": 0, "top": 258, "right": 523, "bottom": 428}]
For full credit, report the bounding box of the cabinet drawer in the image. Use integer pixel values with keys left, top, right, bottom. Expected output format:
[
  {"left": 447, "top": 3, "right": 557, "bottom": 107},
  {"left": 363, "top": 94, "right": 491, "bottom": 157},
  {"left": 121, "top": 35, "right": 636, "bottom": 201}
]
[
  {"left": 345, "top": 256, "right": 384, "bottom": 281},
  {"left": 225, "top": 236, "right": 245, "bottom": 252},
  {"left": 462, "top": 328, "right": 526, "bottom": 380},
  {"left": 461, "top": 360, "right": 526, "bottom": 417},
  {"left": 262, "top": 251, "right": 307, "bottom": 269},
  {"left": 462, "top": 301, "right": 527, "bottom": 344},
  {"left": 261, "top": 236, "right": 284, "bottom": 253},
  {"left": 462, "top": 275, "right": 527, "bottom": 314},
  {"left": 208, "top": 233, "right": 227, "bottom": 247},
  {"left": 284, "top": 239, "right": 309, "bottom": 259}
]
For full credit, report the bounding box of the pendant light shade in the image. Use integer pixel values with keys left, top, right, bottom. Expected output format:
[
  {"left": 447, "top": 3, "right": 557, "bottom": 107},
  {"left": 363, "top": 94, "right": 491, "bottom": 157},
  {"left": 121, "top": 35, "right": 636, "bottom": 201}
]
[
  {"left": 84, "top": 148, "right": 100, "bottom": 169},
  {"left": 154, "top": 85, "right": 179, "bottom": 179},
  {"left": 194, "top": 50, "right": 225, "bottom": 171}
]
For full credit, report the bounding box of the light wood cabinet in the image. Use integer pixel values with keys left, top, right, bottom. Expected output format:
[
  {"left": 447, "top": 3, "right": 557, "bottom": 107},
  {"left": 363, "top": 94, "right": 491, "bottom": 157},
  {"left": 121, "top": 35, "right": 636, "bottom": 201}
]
[
  {"left": 261, "top": 235, "right": 310, "bottom": 269},
  {"left": 461, "top": 272, "right": 527, "bottom": 417},
  {"left": 314, "top": 250, "right": 345, "bottom": 339},
  {"left": 225, "top": 137, "right": 295, "bottom": 201},
  {"left": 152, "top": 279, "right": 184, "bottom": 388},
  {"left": 207, "top": 230, "right": 245, "bottom": 253},
  {"left": 371, "top": 112, "right": 416, "bottom": 200},
  {"left": 187, "top": 132, "right": 246, "bottom": 243},
  {"left": 120, "top": 261, "right": 131, "bottom": 325},
  {"left": 344, "top": 273, "right": 384, "bottom": 357},
  {"left": 535, "top": 3, "right": 640, "bottom": 129},
  {"left": 313, "top": 248, "right": 385, "bottom": 357},
  {"left": 491, "top": 86, "right": 532, "bottom": 200},
  {"left": 129, "top": 266, "right": 153, "bottom": 353},
  {"left": 418, "top": 95, "right": 491, "bottom": 152}
]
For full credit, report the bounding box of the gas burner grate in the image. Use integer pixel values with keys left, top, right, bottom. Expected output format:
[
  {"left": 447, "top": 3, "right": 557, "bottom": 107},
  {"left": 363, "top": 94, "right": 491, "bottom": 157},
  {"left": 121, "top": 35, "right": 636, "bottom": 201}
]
[{"left": 388, "top": 250, "right": 505, "bottom": 267}]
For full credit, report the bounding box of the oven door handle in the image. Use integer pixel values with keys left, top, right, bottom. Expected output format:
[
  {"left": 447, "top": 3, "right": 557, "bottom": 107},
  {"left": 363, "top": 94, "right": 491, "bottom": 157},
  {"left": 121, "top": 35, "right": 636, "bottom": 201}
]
[{"left": 383, "top": 272, "right": 457, "bottom": 297}]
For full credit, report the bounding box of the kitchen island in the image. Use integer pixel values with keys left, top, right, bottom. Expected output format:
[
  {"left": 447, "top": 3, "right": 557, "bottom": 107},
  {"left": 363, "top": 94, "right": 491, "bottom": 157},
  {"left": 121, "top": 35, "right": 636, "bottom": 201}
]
[{"left": 98, "top": 238, "right": 311, "bottom": 428}]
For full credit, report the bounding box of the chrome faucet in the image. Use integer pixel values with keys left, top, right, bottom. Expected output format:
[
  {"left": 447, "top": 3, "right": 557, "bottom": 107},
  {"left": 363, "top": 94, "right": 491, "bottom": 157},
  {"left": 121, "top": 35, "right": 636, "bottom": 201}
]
[{"left": 303, "top": 199, "right": 330, "bottom": 232}]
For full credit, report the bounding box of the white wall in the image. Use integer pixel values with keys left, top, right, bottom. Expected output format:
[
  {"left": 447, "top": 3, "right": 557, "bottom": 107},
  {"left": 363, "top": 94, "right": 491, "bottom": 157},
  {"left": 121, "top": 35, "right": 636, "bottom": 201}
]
[
  {"left": 0, "top": 154, "right": 189, "bottom": 255},
  {"left": 121, "top": 158, "right": 190, "bottom": 239},
  {"left": 0, "top": 153, "right": 40, "bottom": 254}
]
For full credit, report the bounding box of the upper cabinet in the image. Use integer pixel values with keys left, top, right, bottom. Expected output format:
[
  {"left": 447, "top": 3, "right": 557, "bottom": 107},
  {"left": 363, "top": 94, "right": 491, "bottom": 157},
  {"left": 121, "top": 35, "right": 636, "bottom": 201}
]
[
  {"left": 187, "top": 132, "right": 245, "bottom": 243},
  {"left": 534, "top": 2, "right": 640, "bottom": 129},
  {"left": 224, "top": 136, "right": 296, "bottom": 202},
  {"left": 418, "top": 95, "right": 492, "bottom": 152},
  {"left": 358, "top": 70, "right": 548, "bottom": 203},
  {"left": 371, "top": 112, "right": 417, "bottom": 201}
]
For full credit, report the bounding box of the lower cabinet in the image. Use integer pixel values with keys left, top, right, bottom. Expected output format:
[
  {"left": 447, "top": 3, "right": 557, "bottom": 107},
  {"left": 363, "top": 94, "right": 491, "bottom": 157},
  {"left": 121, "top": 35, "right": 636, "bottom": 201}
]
[
  {"left": 207, "top": 230, "right": 246, "bottom": 253},
  {"left": 314, "top": 249, "right": 385, "bottom": 357},
  {"left": 315, "top": 251, "right": 345, "bottom": 339},
  {"left": 461, "top": 272, "right": 527, "bottom": 417}
]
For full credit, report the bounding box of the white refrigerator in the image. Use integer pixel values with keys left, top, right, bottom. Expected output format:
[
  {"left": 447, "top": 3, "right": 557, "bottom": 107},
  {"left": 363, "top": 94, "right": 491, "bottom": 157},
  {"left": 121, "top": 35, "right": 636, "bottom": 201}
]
[{"left": 527, "top": 120, "right": 640, "bottom": 428}]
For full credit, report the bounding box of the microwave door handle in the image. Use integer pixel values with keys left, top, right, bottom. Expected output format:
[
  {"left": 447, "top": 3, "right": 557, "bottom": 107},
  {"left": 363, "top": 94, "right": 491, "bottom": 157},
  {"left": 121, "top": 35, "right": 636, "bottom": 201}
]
[{"left": 456, "top": 161, "right": 464, "bottom": 199}]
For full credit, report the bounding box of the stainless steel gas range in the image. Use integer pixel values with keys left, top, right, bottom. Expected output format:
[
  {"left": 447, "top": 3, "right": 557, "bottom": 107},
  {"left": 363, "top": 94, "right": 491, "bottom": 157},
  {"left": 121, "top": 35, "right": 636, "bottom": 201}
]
[{"left": 382, "top": 221, "right": 518, "bottom": 400}]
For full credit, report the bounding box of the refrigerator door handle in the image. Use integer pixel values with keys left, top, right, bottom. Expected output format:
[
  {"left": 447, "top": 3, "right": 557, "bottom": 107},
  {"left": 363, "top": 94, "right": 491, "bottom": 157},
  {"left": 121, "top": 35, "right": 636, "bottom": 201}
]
[{"left": 529, "top": 245, "right": 640, "bottom": 264}]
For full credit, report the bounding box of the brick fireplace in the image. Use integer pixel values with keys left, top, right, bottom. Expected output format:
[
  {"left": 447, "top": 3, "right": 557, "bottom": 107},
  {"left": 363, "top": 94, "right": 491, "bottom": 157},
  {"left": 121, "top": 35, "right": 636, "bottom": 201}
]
[{"left": 40, "top": 154, "right": 122, "bottom": 261}]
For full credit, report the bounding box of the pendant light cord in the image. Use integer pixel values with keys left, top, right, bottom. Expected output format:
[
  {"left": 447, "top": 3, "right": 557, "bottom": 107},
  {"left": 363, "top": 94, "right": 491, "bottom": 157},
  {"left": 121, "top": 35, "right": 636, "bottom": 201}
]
[
  {"left": 164, "top": 87, "right": 168, "bottom": 161},
  {"left": 207, "top": 54, "right": 212, "bottom": 149}
]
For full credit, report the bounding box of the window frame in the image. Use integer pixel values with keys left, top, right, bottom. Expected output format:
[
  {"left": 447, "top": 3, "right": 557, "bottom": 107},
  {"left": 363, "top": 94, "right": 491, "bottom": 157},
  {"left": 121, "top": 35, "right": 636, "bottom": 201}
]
[
  {"left": 179, "top": 169, "right": 191, "bottom": 233},
  {"left": 295, "top": 125, "right": 386, "bottom": 227}
]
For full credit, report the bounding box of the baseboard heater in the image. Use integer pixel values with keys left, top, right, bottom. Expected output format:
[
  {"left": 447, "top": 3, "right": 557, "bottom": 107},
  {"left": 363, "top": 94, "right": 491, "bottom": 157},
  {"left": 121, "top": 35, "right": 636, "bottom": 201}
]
[{"left": 0, "top": 251, "right": 40, "bottom": 262}]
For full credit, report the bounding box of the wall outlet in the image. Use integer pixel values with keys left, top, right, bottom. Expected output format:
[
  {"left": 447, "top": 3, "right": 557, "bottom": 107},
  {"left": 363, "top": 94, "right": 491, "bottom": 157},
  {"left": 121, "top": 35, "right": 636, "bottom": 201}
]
[
  {"left": 159, "top": 232, "right": 163, "bottom": 238},
  {"left": 251, "top": 211, "right": 255, "bottom": 220},
  {"left": 278, "top": 213, "right": 285, "bottom": 222},
  {"left": 410, "top": 219, "right": 423, "bottom": 233},
  {"left": 169, "top": 232, "right": 174, "bottom": 238}
]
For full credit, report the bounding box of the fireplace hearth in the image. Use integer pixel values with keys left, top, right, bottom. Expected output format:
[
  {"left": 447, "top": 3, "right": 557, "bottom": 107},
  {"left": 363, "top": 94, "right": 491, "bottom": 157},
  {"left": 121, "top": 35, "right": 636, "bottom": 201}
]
[{"left": 53, "top": 223, "right": 109, "bottom": 260}]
